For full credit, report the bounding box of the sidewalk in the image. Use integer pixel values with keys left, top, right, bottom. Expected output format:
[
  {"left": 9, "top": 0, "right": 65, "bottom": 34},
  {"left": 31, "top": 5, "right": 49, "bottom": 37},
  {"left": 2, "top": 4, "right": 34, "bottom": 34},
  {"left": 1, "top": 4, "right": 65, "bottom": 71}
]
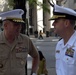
[
  {"left": 27, "top": 68, "right": 56, "bottom": 75},
  {"left": 29, "top": 34, "right": 59, "bottom": 42}
]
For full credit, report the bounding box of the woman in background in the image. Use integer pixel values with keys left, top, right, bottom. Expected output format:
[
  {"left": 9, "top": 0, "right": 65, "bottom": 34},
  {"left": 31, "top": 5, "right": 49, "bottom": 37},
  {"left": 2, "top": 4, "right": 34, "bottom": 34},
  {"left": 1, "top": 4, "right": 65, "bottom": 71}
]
[{"left": 38, "top": 30, "right": 43, "bottom": 39}]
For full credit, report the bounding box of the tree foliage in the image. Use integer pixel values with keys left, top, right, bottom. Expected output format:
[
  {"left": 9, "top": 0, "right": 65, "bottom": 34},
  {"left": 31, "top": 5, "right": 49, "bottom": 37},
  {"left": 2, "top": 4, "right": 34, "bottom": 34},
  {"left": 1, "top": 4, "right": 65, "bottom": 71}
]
[
  {"left": 7, "top": 0, "right": 51, "bottom": 13},
  {"left": 27, "top": 0, "right": 50, "bottom": 13},
  {"left": 8, "top": 0, "right": 15, "bottom": 7}
]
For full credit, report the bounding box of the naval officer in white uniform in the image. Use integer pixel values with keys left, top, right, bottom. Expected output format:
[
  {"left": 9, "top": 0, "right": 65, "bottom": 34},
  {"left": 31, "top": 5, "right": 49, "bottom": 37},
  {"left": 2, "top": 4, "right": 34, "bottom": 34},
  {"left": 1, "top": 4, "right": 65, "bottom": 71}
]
[{"left": 49, "top": 5, "right": 76, "bottom": 75}]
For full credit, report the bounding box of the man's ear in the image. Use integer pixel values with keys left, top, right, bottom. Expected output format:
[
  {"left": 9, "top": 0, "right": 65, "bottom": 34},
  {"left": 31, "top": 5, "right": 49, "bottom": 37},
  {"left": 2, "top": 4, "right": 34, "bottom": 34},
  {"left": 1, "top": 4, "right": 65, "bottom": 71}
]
[{"left": 64, "top": 19, "right": 70, "bottom": 27}]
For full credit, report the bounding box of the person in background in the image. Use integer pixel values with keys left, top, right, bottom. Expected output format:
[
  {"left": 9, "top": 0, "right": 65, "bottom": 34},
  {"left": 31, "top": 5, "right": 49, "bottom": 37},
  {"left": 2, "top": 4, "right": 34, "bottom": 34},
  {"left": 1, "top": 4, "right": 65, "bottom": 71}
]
[
  {"left": 49, "top": 4, "right": 76, "bottom": 75},
  {"left": 0, "top": 9, "right": 39, "bottom": 75},
  {"left": 38, "top": 30, "right": 43, "bottom": 39},
  {"left": 37, "top": 51, "right": 48, "bottom": 75}
]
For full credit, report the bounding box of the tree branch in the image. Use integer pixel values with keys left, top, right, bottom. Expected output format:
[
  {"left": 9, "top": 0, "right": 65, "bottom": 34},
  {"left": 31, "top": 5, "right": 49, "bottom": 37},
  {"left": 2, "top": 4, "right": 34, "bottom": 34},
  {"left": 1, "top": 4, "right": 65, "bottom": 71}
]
[{"left": 47, "top": 0, "right": 54, "bottom": 7}]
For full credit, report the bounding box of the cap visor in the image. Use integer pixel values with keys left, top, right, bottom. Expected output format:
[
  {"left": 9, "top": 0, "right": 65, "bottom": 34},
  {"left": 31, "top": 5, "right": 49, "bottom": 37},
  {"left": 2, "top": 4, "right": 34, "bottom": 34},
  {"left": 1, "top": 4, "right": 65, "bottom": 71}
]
[{"left": 49, "top": 15, "right": 66, "bottom": 20}]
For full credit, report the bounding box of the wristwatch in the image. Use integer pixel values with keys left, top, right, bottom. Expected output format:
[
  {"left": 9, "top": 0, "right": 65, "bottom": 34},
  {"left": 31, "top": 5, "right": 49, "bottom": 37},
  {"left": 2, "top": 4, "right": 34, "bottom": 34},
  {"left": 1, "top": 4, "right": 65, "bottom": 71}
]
[{"left": 32, "top": 73, "right": 37, "bottom": 75}]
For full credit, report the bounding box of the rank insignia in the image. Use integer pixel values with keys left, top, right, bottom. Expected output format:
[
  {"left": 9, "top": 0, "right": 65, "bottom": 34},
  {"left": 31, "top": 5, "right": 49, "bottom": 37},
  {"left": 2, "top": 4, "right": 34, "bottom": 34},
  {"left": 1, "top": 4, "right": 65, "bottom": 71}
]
[
  {"left": 15, "top": 46, "right": 28, "bottom": 53},
  {"left": 65, "top": 47, "right": 75, "bottom": 57}
]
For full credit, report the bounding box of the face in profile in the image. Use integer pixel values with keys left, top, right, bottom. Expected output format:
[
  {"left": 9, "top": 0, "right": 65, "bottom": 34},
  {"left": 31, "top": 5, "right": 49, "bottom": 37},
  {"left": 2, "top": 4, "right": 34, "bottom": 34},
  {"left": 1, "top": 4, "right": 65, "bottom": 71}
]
[{"left": 52, "top": 18, "right": 66, "bottom": 35}]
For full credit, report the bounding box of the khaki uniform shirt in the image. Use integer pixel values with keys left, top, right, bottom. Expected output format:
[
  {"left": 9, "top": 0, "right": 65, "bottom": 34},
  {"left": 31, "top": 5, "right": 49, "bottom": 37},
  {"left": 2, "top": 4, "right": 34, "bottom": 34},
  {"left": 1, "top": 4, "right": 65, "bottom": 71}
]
[
  {"left": 0, "top": 31, "right": 37, "bottom": 75},
  {"left": 55, "top": 31, "right": 76, "bottom": 75}
]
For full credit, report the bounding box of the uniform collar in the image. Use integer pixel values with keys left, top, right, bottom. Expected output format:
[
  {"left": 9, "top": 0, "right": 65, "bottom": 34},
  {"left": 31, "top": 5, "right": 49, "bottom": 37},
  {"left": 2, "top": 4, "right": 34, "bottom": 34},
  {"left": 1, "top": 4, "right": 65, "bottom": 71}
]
[
  {"left": 67, "top": 31, "right": 76, "bottom": 46},
  {"left": 17, "top": 33, "right": 24, "bottom": 43},
  {"left": 0, "top": 31, "right": 23, "bottom": 44},
  {"left": 0, "top": 31, "right": 6, "bottom": 43},
  {"left": 59, "top": 31, "right": 76, "bottom": 47}
]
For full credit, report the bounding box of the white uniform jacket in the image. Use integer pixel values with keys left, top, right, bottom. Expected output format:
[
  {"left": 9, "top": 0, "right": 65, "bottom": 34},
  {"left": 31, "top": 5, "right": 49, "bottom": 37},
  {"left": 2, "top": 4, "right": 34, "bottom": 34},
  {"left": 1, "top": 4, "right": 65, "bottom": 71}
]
[{"left": 55, "top": 31, "right": 76, "bottom": 75}]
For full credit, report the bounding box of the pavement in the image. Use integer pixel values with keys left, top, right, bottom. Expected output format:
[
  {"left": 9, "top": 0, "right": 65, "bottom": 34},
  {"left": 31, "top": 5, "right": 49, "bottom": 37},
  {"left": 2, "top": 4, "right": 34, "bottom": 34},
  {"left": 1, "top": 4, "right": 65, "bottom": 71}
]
[
  {"left": 27, "top": 34, "right": 59, "bottom": 75},
  {"left": 29, "top": 34, "right": 60, "bottom": 42}
]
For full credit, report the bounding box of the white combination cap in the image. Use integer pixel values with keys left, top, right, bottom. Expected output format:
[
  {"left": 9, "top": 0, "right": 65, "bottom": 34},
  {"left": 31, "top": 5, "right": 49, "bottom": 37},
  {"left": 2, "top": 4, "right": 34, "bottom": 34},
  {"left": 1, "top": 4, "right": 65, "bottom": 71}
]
[
  {"left": 0, "top": 9, "right": 25, "bottom": 23},
  {"left": 49, "top": 5, "right": 76, "bottom": 20}
]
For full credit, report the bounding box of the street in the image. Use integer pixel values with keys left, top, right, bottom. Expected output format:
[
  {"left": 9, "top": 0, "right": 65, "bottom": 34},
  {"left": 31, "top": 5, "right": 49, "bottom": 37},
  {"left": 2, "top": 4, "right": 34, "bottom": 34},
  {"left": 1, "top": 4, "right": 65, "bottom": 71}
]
[{"left": 27, "top": 36, "right": 59, "bottom": 75}]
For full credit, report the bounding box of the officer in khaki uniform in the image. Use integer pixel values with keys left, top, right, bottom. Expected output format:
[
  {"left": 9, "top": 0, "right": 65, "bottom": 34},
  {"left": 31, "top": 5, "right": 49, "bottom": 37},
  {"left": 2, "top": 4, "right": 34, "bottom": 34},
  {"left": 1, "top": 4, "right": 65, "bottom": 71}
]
[
  {"left": 49, "top": 5, "right": 76, "bottom": 75},
  {"left": 0, "top": 9, "right": 39, "bottom": 75}
]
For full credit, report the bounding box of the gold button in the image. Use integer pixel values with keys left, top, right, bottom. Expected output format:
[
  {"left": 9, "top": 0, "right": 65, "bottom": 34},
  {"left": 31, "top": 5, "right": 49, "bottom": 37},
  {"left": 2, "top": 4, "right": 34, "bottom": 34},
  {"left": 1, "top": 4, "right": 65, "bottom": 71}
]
[{"left": 21, "top": 61, "right": 24, "bottom": 65}]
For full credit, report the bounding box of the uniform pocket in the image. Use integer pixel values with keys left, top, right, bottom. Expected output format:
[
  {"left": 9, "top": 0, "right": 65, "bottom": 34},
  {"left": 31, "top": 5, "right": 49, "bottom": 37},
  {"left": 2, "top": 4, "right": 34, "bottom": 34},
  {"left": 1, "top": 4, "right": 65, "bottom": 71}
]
[
  {"left": 63, "top": 56, "right": 75, "bottom": 65},
  {"left": 15, "top": 45, "right": 28, "bottom": 68},
  {"left": 16, "top": 58, "right": 26, "bottom": 68},
  {"left": 16, "top": 52, "right": 28, "bottom": 68},
  {"left": 15, "top": 46, "right": 28, "bottom": 58}
]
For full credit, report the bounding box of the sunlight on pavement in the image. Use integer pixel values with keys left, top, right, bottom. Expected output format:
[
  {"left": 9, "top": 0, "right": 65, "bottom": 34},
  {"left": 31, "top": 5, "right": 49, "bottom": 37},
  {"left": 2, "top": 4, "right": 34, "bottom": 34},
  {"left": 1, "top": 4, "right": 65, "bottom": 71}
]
[{"left": 52, "top": 39, "right": 59, "bottom": 41}]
